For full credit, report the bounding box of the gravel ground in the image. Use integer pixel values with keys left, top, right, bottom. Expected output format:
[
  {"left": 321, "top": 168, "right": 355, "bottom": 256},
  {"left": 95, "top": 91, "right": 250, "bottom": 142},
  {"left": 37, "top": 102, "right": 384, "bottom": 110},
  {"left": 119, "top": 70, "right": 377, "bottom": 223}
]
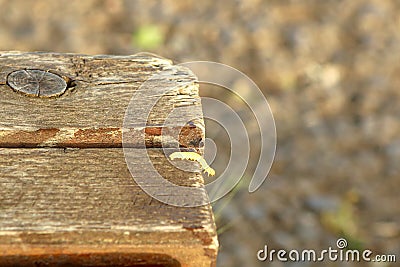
[{"left": 0, "top": 1, "right": 399, "bottom": 266}]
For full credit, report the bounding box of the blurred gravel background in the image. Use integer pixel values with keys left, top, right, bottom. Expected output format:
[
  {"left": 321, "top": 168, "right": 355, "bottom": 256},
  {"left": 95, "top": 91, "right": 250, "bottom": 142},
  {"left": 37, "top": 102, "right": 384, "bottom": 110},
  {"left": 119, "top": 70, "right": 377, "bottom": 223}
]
[{"left": 0, "top": 1, "right": 399, "bottom": 266}]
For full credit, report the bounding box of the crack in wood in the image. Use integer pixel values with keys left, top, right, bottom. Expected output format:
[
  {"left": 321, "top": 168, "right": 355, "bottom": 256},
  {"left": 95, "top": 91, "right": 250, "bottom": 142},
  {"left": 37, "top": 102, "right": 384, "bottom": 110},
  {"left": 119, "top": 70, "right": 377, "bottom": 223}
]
[
  {"left": 0, "top": 125, "right": 203, "bottom": 149},
  {"left": 0, "top": 51, "right": 217, "bottom": 267}
]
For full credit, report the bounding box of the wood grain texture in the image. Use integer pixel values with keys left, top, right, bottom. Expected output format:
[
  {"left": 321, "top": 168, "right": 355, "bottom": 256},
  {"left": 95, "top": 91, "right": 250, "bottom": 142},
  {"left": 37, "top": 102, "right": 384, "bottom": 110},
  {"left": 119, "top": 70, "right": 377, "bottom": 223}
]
[
  {"left": 0, "top": 51, "right": 204, "bottom": 149},
  {"left": 6, "top": 69, "right": 68, "bottom": 97},
  {"left": 0, "top": 148, "right": 217, "bottom": 266},
  {"left": 0, "top": 52, "right": 217, "bottom": 266}
]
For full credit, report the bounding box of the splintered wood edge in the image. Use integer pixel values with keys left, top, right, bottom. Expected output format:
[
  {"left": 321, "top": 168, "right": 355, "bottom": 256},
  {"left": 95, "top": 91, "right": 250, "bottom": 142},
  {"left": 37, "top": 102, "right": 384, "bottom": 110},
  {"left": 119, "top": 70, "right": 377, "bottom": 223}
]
[{"left": 0, "top": 51, "right": 204, "bottom": 149}]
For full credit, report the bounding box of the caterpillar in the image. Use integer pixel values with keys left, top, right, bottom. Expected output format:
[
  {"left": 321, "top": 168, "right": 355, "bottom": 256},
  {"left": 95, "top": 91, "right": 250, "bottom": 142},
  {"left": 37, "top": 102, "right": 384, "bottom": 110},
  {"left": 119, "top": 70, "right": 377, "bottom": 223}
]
[{"left": 169, "top": 152, "right": 215, "bottom": 176}]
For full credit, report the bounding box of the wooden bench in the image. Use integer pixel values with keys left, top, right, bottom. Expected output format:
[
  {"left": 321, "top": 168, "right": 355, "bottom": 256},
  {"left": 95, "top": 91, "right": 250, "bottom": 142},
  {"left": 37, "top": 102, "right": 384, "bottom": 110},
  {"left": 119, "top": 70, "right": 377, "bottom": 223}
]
[{"left": 0, "top": 52, "right": 218, "bottom": 267}]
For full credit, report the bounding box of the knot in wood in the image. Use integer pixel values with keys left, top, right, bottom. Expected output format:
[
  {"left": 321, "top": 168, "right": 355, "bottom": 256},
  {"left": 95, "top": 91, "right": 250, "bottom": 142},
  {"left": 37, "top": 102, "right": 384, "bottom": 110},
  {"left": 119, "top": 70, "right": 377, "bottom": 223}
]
[{"left": 7, "top": 69, "right": 67, "bottom": 98}]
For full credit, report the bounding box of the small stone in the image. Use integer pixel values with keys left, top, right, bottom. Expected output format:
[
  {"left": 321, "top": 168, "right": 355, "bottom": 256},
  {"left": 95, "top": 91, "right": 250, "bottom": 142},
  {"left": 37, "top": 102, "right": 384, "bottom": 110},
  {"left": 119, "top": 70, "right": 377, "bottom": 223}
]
[{"left": 305, "top": 195, "right": 339, "bottom": 213}]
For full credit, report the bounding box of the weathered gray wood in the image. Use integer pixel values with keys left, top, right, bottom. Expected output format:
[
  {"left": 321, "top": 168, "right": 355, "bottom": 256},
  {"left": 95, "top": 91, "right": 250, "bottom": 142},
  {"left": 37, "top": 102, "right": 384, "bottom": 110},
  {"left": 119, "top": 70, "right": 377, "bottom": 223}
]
[
  {"left": 0, "top": 51, "right": 204, "bottom": 149},
  {"left": 0, "top": 52, "right": 217, "bottom": 266},
  {"left": 0, "top": 148, "right": 217, "bottom": 266},
  {"left": 7, "top": 69, "right": 68, "bottom": 97}
]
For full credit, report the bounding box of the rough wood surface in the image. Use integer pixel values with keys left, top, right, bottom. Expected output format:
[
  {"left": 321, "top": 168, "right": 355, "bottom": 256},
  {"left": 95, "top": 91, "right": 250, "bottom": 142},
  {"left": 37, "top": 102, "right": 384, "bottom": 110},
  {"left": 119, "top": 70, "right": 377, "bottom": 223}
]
[
  {"left": 0, "top": 51, "right": 204, "bottom": 149},
  {"left": 0, "top": 148, "right": 217, "bottom": 267},
  {"left": 0, "top": 52, "right": 217, "bottom": 266}
]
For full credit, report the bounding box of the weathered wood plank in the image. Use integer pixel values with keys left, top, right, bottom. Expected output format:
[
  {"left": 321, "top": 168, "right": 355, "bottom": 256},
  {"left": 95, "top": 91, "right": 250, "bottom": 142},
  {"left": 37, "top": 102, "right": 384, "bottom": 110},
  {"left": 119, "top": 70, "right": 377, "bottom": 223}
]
[
  {"left": 0, "top": 52, "right": 204, "bottom": 149},
  {"left": 0, "top": 148, "right": 217, "bottom": 266},
  {"left": 0, "top": 52, "right": 217, "bottom": 266}
]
